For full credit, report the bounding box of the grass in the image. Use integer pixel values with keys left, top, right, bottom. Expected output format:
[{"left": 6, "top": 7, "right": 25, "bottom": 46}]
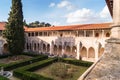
[{"left": 34, "top": 62, "right": 88, "bottom": 80}]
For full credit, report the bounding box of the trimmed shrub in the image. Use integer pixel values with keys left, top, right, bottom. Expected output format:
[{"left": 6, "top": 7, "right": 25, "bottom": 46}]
[
  {"left": 0, "top": 75, "right": 9, "bottom": 80},
  {"left": 13, "top": 58, "right": 57, "bottom": 80},
  {"left": 3, "top": 55, "right": 48, "bottom": 70},
  {"left": 60, "top": 58, "right": 93, "bottom": 67},
  {"left": 23, "top": 52, "right": 42, "bottom": 57},
  {"left": 14, "top": 70, "right": 53, "bottom": 80},
  {"left": 0, "top": 54, "right": 13, "bottom": 59}
]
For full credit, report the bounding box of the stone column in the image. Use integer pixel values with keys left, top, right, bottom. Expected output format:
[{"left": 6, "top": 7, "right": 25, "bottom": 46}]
[
  {"left": 76, "top": 43, "right": 80, "bottom": 60},
  {"left": 50, "top": 42, "right": 53, "bottom": 54},
  {"left": 93, "top": 30, "right": 95, "bottom": 37},
  {"left": 101, "top": 30, "right": 104, "bottom": 38},
  {"left": 111, "top": 0, "right": 120, "bottom": 38},
  {"left": 95, "top": 47, "right": 99, "bottom": 61},
  {"left": 84, "top": 30, "right": 86, "bottom": 37}
]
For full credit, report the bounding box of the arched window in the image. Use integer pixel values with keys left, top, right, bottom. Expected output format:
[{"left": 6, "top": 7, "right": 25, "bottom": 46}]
[
  {"left": 106, "top": 33, "right": 110, "bottom": 37},
  {"left": 35, "top": 32, "right": 38, "bottom": 36},
  {"left": 43, "top": 44, "right": 46, "bottom": 52},
  {"left": 34, "top": 43, "right": 37, "bottom": 50},
  {"left": 58, "top": 45, "right": 62, "bottom": 55},
  {"left": 60, "top": 34, "right": 63, "bottom": 37},
  {"left": 88, "top": 47, "right": 95, "bottom": 58},
  {"left": 32, "top": 32, "right": 34, "bottom": 36},
  {"left": 80, "top": 47, "right": 87, "bottom": 57},
  {"left": 95, "top": 33, "right": 99, "bottom": 37},
  {"left": 47, "top": 44, "right": 50, "bottom": 52},
  {"left": 54, "top": 45, "right": 57, "bottom": 54},
  {"left": 2, "top": 43, "right": 8, "bottom": 53},
  {"left": 28, "top": 33, "right": 31, "bottom": 37},
  {"left": 26, "top": 43, "right": 29, "bottom": 50},
  {"left": 99, "top": 48, "right": 104, "bottom": 57}
]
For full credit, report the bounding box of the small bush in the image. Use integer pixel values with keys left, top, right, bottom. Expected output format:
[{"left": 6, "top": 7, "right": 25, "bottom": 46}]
[
  {"left": 60, "top": 58, "right": 93, "bottom": 67},
  {"left": 0, "top": 75, "right": 9, "bottom": 80},
  {"left": 3, "top": 55, "right": 48, "bottom": 70},
  {"left": 13, "top": 58, "right": 57, "bottom": 80},
  {"left": 0, "top": 54, "right": 13, "bottom": 59},
  {"left": 50, "top": 62, "right": 73, "bottom": 78}
]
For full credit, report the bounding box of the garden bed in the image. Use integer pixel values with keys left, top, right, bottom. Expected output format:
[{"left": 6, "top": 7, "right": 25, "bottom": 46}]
[
  {"left": 34, "top": 62, "right": 88, "bottom": 80},
  {"left": 0, "top": 55, "right": 32, "bottom": 64},
  {"left": 13, "top": 58, "right": 93, "bottom": 80}
]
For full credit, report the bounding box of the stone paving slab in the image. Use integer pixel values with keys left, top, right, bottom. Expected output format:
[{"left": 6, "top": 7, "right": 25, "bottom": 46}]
[{"left": 84, "top": 41, "right": 120, "bottom": 80}]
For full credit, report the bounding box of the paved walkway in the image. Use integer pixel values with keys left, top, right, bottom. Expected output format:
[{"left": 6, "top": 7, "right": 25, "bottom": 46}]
[{"left": 84, "top": 41, "right": 120, "bottom": 80}]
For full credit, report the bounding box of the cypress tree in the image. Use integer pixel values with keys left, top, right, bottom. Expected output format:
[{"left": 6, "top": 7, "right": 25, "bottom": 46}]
[{"left": 3, "top": 0, "right": 25, "bottom": 54}]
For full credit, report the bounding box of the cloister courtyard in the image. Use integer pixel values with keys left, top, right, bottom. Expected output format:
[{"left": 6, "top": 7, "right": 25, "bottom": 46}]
[{"left": 0, "top": 53, "right": 93, "bottom": 80}]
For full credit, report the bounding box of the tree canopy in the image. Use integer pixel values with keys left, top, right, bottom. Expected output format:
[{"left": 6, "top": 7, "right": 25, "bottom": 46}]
[
  {"left": 3, "top": 0, "right": 25, "bottom": 54},
  {"left": 25, "top": 21, "right": 51, "bottom": 28}
]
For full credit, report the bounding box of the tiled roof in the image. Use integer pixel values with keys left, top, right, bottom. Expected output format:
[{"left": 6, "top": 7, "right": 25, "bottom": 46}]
[
  {"left": 0, "top": 22, "right": 6, "bottom": 30},
  {"left": 25, "top": 23, "right": 112, "bottom": 32},
  {"left": 0, "top": 22, "right": 112, "bottom": 32},
  {"left": 0, "top": 22, "right": 28, "bottom": 30}
]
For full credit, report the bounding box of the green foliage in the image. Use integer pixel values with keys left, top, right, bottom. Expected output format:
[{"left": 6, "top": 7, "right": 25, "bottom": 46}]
[
  {"left": 3, "top": 55, "right": 48, "bottom": 71},
  {"left": 2, "top": 0, "right": 25, "bottom": 54},
  {"left": 0, "top": 54, "right": 13, "bottom": 59},
  {"left": 0, "top": 75, "right": 9, "bottom": 80},
  {"left": 61, "top": 58, "right": 93, "bottom": 67},
  {"left": 28, "top": 21, "right": 51, "bottom": 28},
  {"left": 50, "top": 62, "right": 72, "bottom": 78},
  {"left": 13, "top": 58, "right": 57, "bottom": 80}
]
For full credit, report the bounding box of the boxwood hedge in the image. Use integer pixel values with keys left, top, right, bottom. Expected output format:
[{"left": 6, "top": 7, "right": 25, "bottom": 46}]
[
  {"left": 3, "top": 55, "right": 48, "bottom": 70},
  {"left": 0, "top": 75, "right": 9, "bottom": 80},
  {"left": 60, "top": 58, "right": 93, "bottom": 67},
  {"left": 13, "top": 58, "right": 57, "bottom": 80}
]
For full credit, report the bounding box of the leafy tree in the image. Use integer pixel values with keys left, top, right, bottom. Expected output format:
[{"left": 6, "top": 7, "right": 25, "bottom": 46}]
[
  {"left": 3, "top": 0, "right": 25, "bottom": 54},
  {"left": 28, "top": 21, "right": 51, "bottom": 27},
  {"left": 45, "top": 23, "right": 51, "bottom": 27},
  {"left": 23, "top": 20, "right": 28, "bottom": 26}
]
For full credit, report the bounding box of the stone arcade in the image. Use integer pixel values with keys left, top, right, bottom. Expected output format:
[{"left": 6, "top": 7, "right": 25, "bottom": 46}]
[
  {"left": 79, "top": 0, "right": 120, "bottom": 80},
  {"left": 0, "top": 22, "right": 111, "bottom": 62}
]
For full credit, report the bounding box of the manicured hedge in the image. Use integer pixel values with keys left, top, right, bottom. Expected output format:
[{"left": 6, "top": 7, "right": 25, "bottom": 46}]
[
  {"left": 0, "top": 75, "right": 9, "bottom": 80},
  {"left": 14, "top": 70, "right": 53, "bottom": 80},
  {"left": 0, "top": 54, "right": 13, "bottom": 59},
  {"left": 60, "top": 58, "right": 93, "bottom": 67},
  {"left": 3, "top": 55, "right": 48, "bottom": 70},
  {"left": 13, "top": 58, "right": 57, "bottom": 80},
  {"left": 23, "top": 52, "right": 42, "bottom": 57}
]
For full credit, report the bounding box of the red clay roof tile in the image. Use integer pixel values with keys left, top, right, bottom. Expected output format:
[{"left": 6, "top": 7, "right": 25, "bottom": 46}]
[{"left": 0, "top": 22, "right": 112, "bottom": 32}]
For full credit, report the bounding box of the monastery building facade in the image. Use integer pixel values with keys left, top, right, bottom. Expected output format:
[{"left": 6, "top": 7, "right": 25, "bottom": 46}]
[{"left": 0, "top": 22, "right": 111, "bottom": 62}]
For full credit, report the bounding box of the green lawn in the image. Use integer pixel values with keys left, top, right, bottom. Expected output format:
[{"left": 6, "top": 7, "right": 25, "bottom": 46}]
[{"left": 34, "top": 62, "right": 88, "bottom": 80}]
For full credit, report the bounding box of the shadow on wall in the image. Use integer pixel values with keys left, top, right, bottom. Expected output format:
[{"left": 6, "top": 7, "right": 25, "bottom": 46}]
[
  {"left": 25, "top": 37, "right": 50, "bottom": 54},
  {"left": 52, "top": 37, "right": 76, "bottom": 58}
]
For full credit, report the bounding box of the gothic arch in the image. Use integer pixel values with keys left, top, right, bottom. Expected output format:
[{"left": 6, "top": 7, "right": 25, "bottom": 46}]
[
  {"left": 58, "top": 45, "right": 62, "bottom": 55},
  {"left": 80, "top": 46, "right": 87, "bottom": 58},
  {"left": 2, "top": 43, "right": 8, "bottom": 54},
  {"left": 26, "top": 43, "right": 29, "bottom": 50},
  {"left": 106, "top": 32, "right": 110, "bottom": 37},
  {"left": 88, "top": 47, "right": 95, "bottom": 58},
  {"left": 99, "top": 48, "right": 104, "bottom": 57},
  {"left": 47, "top": 44, "right": 50, "bottom": 52},
  {"left": 66, "top": 46, "right": 71, "bottom": 55},
  {"left": 43, "top": 43, "right": 46, "bottom": 52},
  {"left": 72, "top": 46, "right": 77, "bottom": 54},
  {"left": 53, "top": 45, "right": 57, "bottom": 54},
  {"left": 34, "top": 43, "right": 37, "bottom": 51}
]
